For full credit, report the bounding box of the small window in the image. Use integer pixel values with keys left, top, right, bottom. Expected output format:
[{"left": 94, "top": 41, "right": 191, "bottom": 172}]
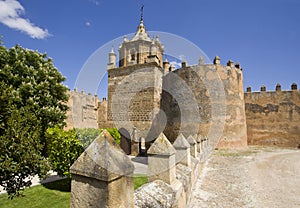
[{"left": 131, "top": 53, "right": 135, "bottom": 61}]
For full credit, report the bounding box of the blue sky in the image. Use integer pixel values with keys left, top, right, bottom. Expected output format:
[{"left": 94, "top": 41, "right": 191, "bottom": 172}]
[{"left": 0, "top": 0, "right": 299, "bottom": 98}]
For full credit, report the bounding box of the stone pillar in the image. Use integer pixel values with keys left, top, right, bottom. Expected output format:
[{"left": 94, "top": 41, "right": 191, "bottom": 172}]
[
  {"left": 201, "top": 137, "right": 206, "bottom": 153},
  {"left": 70, "top": 130, "right": 134, "bottom": 208},
  {"left": 147, "top": 133, "right": 176, "bottom": 185},
  {"left": 205, "top": 136, "right": 209, "bottom": 149},
  {"left": 187, "top": 135, "right": 197, "bottom": 158},
  {"left": 131, "top": 127, "right": 139, "bottom": 155},
  {"left": 172, "top": 133, "right": 191, "bottom": 167},
  {"left": 196, "top": 135, "right": 202, "bottom": 154}
]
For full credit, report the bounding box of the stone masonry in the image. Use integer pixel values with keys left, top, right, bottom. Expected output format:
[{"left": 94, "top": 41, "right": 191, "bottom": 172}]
[{"left": 65, "top": 16, "right": 299, "bottom": 151}]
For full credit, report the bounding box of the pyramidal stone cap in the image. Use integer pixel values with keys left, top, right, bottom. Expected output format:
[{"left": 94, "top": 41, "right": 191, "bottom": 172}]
[
  {"left": 173, "top": 133, "right": 190, "bottom": 149},
  {"left": 147, "top": 133, "right": 176, "bottom": 156},
  {"left": 187, "top": 135, "right": 196, "bottom": 145},
  {"left": 196, "top": 135, "right": 202, "bottom": 143},
  {"left": 70, "top": 130, "right": 134, "bottom": 182}
]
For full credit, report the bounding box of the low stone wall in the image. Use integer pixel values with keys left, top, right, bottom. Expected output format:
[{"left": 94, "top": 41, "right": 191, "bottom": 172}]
[
  {"left": 134, "top": 133, "right": 210, "bottom": 207},
  {"left": 70, "top": 131, "right": 210, "bottom": 208}
]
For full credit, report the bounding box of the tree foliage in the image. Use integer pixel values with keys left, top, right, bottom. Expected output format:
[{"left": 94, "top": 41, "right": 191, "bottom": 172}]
[
  {"left": 46, "top": 127, "right": 83, "bottom": 178},
  {"left": 0, "top": 43, "right": 69, "bottom": 198},
  {"left": 76, "top": 128, "right": 100, "bottom": 149}
]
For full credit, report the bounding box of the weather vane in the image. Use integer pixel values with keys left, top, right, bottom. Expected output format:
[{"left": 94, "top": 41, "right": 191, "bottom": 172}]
[{"left": 140, "top": 4, "right": 144, "bottom": 21}]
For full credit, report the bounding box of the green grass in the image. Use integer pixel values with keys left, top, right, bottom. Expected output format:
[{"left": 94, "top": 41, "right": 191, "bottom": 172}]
[
  {"left": 0, "top": 175, "right": 148, "bottom": 207},
  {"left": 0, "top": 179, "right": 71, "bottom": 208},
  {"left": 217, "top": 149, "right": 258, "bottom": 157},
  {"left": 134, "top": 174, "right": 147, "bottom": 190}
]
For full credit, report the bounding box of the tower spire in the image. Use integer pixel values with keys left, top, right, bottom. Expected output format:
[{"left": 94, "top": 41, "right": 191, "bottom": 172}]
[{"left": 140, "top": 4, "right": 144, "bottom": 22}]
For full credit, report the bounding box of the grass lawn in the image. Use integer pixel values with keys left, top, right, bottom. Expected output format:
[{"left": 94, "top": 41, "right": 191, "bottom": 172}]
[{"left": 0, "top": 175, "right": 147, "bottom": 208}]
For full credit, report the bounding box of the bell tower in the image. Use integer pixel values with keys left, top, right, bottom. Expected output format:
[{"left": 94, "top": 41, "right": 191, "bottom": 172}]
[
  {"left": 118, "top": 7, "right": 164, "bottom": 68},
  {"left": 105, "top": 7, "right": 165, "bottom": 155}
]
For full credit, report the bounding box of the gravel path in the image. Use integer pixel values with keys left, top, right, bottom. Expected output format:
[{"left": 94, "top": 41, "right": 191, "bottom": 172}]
[{"left": 189, "top": 146, "right": 300, "bottom": 208}]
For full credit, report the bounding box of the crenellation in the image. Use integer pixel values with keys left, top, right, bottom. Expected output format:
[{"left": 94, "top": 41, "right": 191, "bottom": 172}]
[
  {"left": 276, "top": 83, "right": 281, "bottom": 91},
  {"left": 245, "top": 86, "right": 300, "bottom": 147},
  {"left": 213, "top": 55, "right": 220, "bottom": 65},
  {"left": 227, "top": 60, "right": 234, "bottom": 67},
  {"left": 291, "top": 82, "right": 297, "bottom": 90},
  {"left": 246, "top": 86, "right": 251, "bottom": 92}
]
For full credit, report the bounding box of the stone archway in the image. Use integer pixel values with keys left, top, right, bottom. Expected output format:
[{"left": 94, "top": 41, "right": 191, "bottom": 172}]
[{"left": 119, "top": 128, "right": 131, "bottom": 155}]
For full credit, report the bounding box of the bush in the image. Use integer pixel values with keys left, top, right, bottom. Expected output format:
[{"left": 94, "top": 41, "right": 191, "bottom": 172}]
[
  {"left": 46, "top": 127, "right": 83, "bottom": 177},
  {"left": 76, "top": 128, "right": 100, "bottom": 149},
  {"left": 101, "top": 128, "right": 121, "bottom": 145}
]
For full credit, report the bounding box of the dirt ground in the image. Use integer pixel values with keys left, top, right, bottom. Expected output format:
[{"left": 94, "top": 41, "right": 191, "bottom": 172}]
[{"left": 189, "top": 146, "right": 300, "bottom": 208}]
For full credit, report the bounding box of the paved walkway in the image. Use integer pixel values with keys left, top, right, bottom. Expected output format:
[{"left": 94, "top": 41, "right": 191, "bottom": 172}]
[{"left": 188, "top": 146, "right": 300, "bottom": 208}]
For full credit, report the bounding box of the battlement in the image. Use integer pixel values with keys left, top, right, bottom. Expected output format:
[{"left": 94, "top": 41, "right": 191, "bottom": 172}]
[
  {"left": 65, "top": 89, "right": 100, "bottom": 130},
  {"left": 245, "top": 83, "right": 298, "bottom": 93},
  {"left": 244, "top": 83, "right": 300, "bottom": 147},
  {"left": 162, "top": 55, "right": 247, "bottom": 148}
]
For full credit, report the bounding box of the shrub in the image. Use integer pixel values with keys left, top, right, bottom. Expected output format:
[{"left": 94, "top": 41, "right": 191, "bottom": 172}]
[{"left": 46, "top": 127, "right": 83, "bottom": 177}]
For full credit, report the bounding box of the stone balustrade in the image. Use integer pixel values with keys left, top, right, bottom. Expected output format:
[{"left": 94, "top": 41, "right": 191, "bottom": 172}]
[{"left": 70, "top": 131, "right": 211, "bottom": 208}]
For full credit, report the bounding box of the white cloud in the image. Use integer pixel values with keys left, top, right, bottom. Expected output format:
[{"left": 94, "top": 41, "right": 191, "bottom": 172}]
[
  {"left": 0, "top": 0, "right": 50, "bottom": 39},
  {"left": 170, "top": 61, "right": 181, "bottom": 69},
  {"left": 85, "top": 21, "right": 91, "bottom": 27},
  {"left": 89, "top": 0, "right": 100, "bottom": 6}
]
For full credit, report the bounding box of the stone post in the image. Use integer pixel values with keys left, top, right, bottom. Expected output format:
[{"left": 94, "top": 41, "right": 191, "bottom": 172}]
[
  {"left": 186, "top": 135, "right": 197, "bottom": 158},
  {"left": 131, "top": 127, "right": 139, "bottom": 155},
  {"left": 195, "top": 135, "right": 202, "bottom": 154},
  {"left": 148, "top": 133, "right": 186, "bottom": 207},
  {"left": 70, "top": 130, "right": 134, "bottom": 208},
  {"left": 172, "top": 133, "right": 191, "bottom": 167},
  {"left": 147, "top": 133, "right": 176, "bottom": 185}
]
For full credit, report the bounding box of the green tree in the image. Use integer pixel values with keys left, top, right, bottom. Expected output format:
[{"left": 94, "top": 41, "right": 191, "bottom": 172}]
[
  {"left": 46, "top": 127, "right": 83, "bottom": 177},
  {"left": 0, "top": 107, "right": 49, "bottom": 198},
  {"left": 0, "top": 42, "right": 69, "bottom": 198}
]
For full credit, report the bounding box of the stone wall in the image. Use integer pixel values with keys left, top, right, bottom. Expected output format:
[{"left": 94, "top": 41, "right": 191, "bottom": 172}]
[
  {"left": 245, "top": 84, "right": 300, "bottom": 147},
  {"left": 162, "top": 59, "right": 247, "bottom": 148},
  {"left": 65, "top": 89, "right": 100, "bottom": 129}
]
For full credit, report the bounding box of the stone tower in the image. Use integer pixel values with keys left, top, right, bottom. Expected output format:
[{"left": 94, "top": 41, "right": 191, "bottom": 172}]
[
  {"left": 101, "top": 12, "right": 248, "bottom": 154},
  {"left": 106, "top": 16, "right": 164, "bottom": 154}
]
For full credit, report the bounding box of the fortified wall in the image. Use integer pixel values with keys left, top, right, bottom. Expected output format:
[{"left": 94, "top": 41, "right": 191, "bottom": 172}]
[
  {"left": 65, "top": 89, "right": 100, "bottom": 130},
  {"left": 64, "top": 17, "right": 299, "bottom": 151},
  {"left": 245, "top": 83, "right": 300, "bottom": 147},
  {"left": 162, "top": 57, "right": 247, "bottom": 148}
]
